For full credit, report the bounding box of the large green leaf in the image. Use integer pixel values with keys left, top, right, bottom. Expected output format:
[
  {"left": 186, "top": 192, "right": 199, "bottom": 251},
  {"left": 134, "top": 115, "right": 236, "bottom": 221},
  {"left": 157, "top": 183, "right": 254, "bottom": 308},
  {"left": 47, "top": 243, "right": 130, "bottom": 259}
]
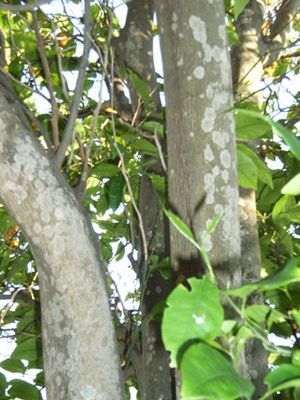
[
  {"left": 235, "top": 112, "right": 271, "bottom": 140},
  {"left": 90, "top": 163, "right": 119, "bottom": 178},
  {"left": 258, "top": 258, "right": 300, "bottom": 290},
  {"left": 128, "top": 70, "right": 150, "bottom": 105},
  {"left": 181, "top": 342, "right": 254, "bottom": 400},
  {"left": 234, "top": 0, "right": 250, "bottom": 18},
  {"left": 272, "top": 194, "right": 295, "bottom": 222},
  {"left": 234, "top": 108, "right": 300, "bottom": 161},
  {"left": 11, "top": 338, "right": 40, "bottom": 362},
  {"left": 108, "top": 174, "right": 125, "bottom": 211},
  {"left": 237, "top": 143, "right": 273, "bottom": 188},
  {"left": 282, "top": 173, "right": 300, "bottom": 195},
  {"left": 237, "top": 149, "right": 257, "bottom": 189},
  {"left": 162, "top": 277, "right": 224, "bottom": 367},
  {"left": 262, "top": 364, "right": 300, "bottom": 399},
  {"left": 0, "top": 358, "right": 26, "bottom": 373},
  {"left": 8, "top": 379, "right": 41, "bottom": 400}
]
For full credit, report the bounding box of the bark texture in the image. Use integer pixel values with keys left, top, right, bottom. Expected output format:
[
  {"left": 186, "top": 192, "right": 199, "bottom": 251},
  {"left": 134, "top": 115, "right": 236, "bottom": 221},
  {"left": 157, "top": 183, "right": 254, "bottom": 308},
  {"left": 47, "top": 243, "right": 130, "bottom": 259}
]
[
  {"left": 231, "top": 1, "right": 299, "bottom": 395},
  {"left": 156, "top": 0, "right": 241, "bottom": 287},
  {"left": 0, "top": 93, "right": 123, "bottom": 400},
  {"left": 113, "top": 1, "right": 174, "bottom": 399}
]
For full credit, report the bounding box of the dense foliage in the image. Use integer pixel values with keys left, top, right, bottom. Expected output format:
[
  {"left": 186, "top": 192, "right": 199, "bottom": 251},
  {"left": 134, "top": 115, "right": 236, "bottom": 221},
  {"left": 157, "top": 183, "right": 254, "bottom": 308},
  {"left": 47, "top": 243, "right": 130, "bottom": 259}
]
[{"left": 0, "top": 0, "right": 299, "bottom": 399}]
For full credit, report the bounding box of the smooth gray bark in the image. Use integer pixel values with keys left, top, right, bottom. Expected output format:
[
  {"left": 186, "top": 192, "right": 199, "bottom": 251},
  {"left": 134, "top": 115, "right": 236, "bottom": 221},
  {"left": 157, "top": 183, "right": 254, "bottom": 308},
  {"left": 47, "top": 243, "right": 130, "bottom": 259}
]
[
  {"left": 156, "top": 0, "right": 241, "bottom": 287},
  {"left": 0, "top": 93, "right": 123, "bottom": 400}
]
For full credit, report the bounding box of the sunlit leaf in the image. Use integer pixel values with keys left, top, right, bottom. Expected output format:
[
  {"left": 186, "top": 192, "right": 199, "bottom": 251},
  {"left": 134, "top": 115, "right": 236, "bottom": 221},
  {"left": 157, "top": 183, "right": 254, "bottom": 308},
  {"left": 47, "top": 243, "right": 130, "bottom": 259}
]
[
  {"left": 237, "top": 149, "right": 257, "bottom": 189},
  {"left": 181, "top": 342, "right": 254, "bottom": 400},
  {"left": 162, "top": 277, "right": 224, "bottom": 367},
  {"left": 282, "top": 173, "right": 300, "bottom": 195},
  {"left": 234, "top": 0, "right": 250, "bottom": 18},
  {"left": 258, "top": 258, "right": 300, "bottom": 290},
  {"left": 237, "top": 144, "right": 273, "bottom": 188},
  {"left": 164, "top": 209, "right": 198, "bottom": 249}
]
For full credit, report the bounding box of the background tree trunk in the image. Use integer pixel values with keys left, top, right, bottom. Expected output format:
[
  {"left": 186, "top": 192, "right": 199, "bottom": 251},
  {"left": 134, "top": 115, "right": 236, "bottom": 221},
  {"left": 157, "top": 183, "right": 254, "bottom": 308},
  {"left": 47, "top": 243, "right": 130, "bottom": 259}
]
[
  {"left": 0, "top": 93, "right": 123, "bottom": 400},
  {"left": 113, "top": 1, "right": 175, "bottom": 398}
]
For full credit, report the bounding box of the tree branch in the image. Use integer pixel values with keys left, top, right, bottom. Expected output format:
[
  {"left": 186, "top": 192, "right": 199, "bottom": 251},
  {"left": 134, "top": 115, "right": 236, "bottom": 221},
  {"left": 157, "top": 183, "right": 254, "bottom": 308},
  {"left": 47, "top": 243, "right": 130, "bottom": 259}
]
[
  {"left": 0, "top": 0, "right": 50, "bottom": 11},
  {"left": 54, "top": 0, "right": 92, "bottom": 167},
  {"left": 32, "top": 12, "right": 60, "bottom": 150}
]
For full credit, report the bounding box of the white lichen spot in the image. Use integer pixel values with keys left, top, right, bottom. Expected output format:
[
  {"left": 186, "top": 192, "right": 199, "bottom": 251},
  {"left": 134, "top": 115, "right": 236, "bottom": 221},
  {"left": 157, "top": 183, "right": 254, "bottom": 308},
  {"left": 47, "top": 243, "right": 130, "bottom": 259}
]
[
  {"left": 221, "top": 169, "right": 229, "bottom": 183},
  {"left": 80, "top": 385, "right": 96, "bottom": 400},
  {"left": 220, "top": 150, "right": 231, "bottom": 168},
  {"left": 193, "top": 66, "right": 205, "bottom": 80},
  {"left": 155, "top": 286, "right": 162, "bottom": 294},
  {"left": 33, "top": 222, "right": 42, "bottom": 234},
  {"left": 189, "top": 15, "right": 207, "bottom": 44},
  {"left": 197, "top": 51, "right": 202, "bottom": 58},
  {"left": 212, "top": 131, "right": 229, "bottom": 148},
  {"left": 187, "top": 75, "right": 192, "bottom": 81},
  {"left": 170, "top": 168, "right": 175, "bottom": 175},
  {"left": 202, "top": 232, "right": 213, "bottom": 251},
  {"left": 179, "top": 32, "right": 184, "bottom": 39},
  {"left": 206, "top": 85, "right": 214, "bottom": 99},
  {"left": 204, "top": 144, "right": 214, "bottom": 162},
  {"left": 199, "top": 94, "right": 205, "bottom": 99},
  {"left": 218, "top": 25, "right": 226, "bottom": 42},
  {"left": 214, "top": 204, "right": 224, "bottom": 214},
  {"left": 192, "top": 313, "right": 205, "bottom": 325},
  {"left": 212, "top": 166, "right": 219, "bottom": 176},
  {"left": 54, "top": 207, "right": 65, "bottom": 221},
  {"left": 171, "top": 12, "right": 178, "bottom": 31},
  {"left": 212, "top": 46, "right": 221, "bottom": 61},
  {"left": 201, "top": 107, "right": 216, "bottom": 133},
  {"left": 177, "top": 57, "right": 184, "bottom": 67},
  {"left": 189, "top": 131, "right": 195, "bottom": 138}
]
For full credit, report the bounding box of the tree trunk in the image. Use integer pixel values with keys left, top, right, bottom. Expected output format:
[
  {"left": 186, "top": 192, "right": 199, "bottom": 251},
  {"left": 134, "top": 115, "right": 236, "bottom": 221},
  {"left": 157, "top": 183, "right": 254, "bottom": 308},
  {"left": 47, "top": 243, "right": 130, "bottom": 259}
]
[
  {"left": 0, "top": 93, "right": 124, "bottom": 400},
  {"left": 156, "top": 0, "right": 241, "bottom": 287},
  {"left": 113, "top": 1, "right": 174, "bottom": 398}
]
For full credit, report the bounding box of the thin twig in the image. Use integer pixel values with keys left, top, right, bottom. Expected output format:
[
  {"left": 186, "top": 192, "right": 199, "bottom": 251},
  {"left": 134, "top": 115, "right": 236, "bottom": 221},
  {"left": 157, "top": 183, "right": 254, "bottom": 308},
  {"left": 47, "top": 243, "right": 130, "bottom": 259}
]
[
  {"left": 32, "top": 12, "right": 60, "bottom": 150},
  {"left": 110, "top": 49, "right": 149, "bottom": 263},
  {"left": 55, "top": 0, "right": 92, "bottom": 167},
  {"left": 153, "top": 129, "right": 167, "bottom": 173}
]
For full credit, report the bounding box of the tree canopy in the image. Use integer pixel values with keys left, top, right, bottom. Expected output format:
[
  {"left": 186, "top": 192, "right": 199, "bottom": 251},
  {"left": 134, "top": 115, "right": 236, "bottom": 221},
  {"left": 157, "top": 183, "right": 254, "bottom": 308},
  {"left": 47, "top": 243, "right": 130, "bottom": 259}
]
[{"left": 0, "top": 0, "right": 300, "bottom": 399}]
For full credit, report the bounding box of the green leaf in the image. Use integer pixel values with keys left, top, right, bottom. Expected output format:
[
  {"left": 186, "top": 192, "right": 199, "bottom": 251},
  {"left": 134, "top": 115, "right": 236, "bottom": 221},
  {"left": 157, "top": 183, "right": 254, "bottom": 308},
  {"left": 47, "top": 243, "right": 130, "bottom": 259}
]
[
  {"left": 226, "top": 26, "right": 239, "bottom": 46},
  {"left": 234, "top": 0, "right": 250, "bottom": 18},
  {"left": 8, "top": 379, "right": 41, "bottom": 400},
  {"left": 0, "top": 358, "right": 25, "bottom": 373},
  {"left": 271, "top": 121, "right": 300, "bottom": 162},
  {"left": 162, "top": 277, "right": 224, "bottom": 367},
  {"left": 131, "top": 138, "right": 158, "bottom": 157},
  {"left": 258, "top": 258, "right": 300, "bottom": 290},
  {"left": 90, "top": 163, "right": 119, "bottom": 178},
  {"left": 226, "top": 283, "right": 257, "bottom": 299},
  {"left": 11, "top": 338, "right": 40, "bottom": 362},
  {"left": 265, "top": 364, "right": 300, "bottom": 389},
  {"left": 181, "top": 342, "right": 254, "bottom": 400},
  {"left": 272, "top": 194, "right": 295, "bottom": 222},
  {"left": 141, "top": 121, "right": 164, "bottom": 138},
  {"left": 164, "top": 209, "right": 199, "bottom": 249},
  {"left": 234, "top": 109, "right": 300, "bottom": 161},
  {"left": 149, "top": 174, "right": 166, "bottom": 204},
  {"left": 237, "top": 148, "right": 257, "bottom": 189},
  {"left": 0, "top": 373, "right": 7, "bottom": 395},
  {"left": 282, "top": 173, "right": 300, "bottom": 195},
  {"left": 235, "top": 112, "right": 271, "bottom": 140},
  {"left": 237, "top": 144, "right": 273, "bottom": 188},
  {"left": 108, "top": 174, "right": 125, "bottom": 211},
  {"left": 284, "top": 205, "right": 300, "bottom": 224},
  {"left": 128, "top": 70, "right": 150, "bottom": 105}
]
